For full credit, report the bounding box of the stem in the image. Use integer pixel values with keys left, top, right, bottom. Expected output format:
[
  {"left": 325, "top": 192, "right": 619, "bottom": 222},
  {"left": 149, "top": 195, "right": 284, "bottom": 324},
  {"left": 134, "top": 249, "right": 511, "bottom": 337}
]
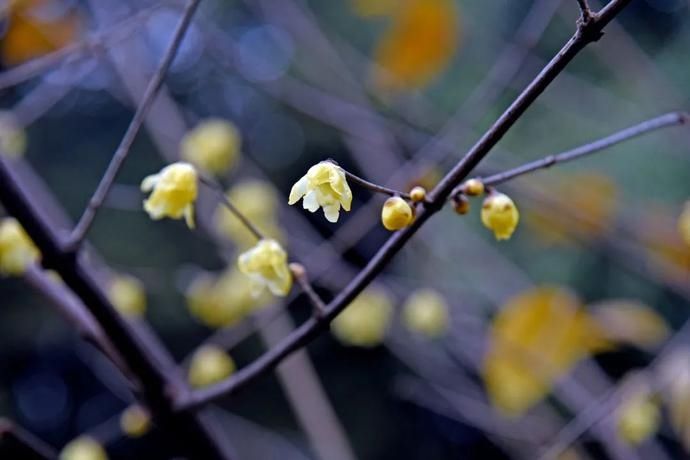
[
  {"left": 576, "top": 0, "right": 594, "bottom": 21},
  {"left": 290, "top": 263, "right": 327, "bottom": 317},
  {"left": 175, "top": 0, "right": 633, "bottom": 412},
  {"left": 67, "top": 0, "right": 201, "bottom": 250},
  {"left": 451, "top": 111, "right": 689, "bottom": 196},
  {"left": 200, "top": 177, "right": 265, "bottom": 241},
  {"left": 333, "top": 161, "right": 414, "bottom": 201}
]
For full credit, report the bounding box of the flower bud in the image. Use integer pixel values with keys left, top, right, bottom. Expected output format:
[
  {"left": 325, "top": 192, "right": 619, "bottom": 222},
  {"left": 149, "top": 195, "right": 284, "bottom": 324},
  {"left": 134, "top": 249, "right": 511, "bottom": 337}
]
[
  {"left": 59, "top": 436, "right": 108, "bottom": 460},
  {"left": 108, "top": 274, "right": 146, "bottom": 318},
  {"left": 616, "top": 381, "right": 660, "bottom": 445},
  {"left": 381, "top": 196, "right": 414, "bottom": 231},
  {"left": 188, "top": 345, "right": 235, "bottom": 388},
  {"left": 409, "top": 186, "right": 426, "bottom": 203},
  {"left": 481, "top": 191, "right": 519, "bottom": 240},
  {"left": 463, "top": 178, "right": 485, "bottom": 196},
  {"left": 0, "top": 218, "right": 40, "bottom": 276},
  {"left": 120, "top": 404, "right": 151, "bottom": 438},
  {"left": 402, "top": 289, "right": 449, "bottom": 337},
  {"left": 452, "top": 194, "right": 470, "bottom": 215}
]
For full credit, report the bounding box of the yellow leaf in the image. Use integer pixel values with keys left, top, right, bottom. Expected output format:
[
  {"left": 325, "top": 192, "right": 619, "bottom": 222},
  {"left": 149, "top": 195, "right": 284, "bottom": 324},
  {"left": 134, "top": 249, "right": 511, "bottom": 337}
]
[
  {"left": 371, "top": 0, "right": 459, "bottom": 92},
  {"left": 524, "top": 173, "right": 617, "bottom": 245},
  {"left": 483, "top": 286, "right": 608, "bottom": 416},
  {"left": 590, "top": 299, "right": 669, "bottom": 350},
  {"left": 2, "top": 0, "right": 81, "bottom": 66}
]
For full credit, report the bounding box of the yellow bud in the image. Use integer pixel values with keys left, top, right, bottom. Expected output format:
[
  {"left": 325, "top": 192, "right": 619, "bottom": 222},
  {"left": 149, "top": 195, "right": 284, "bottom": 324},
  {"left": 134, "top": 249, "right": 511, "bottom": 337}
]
[
  {"left": 481, "top": 192, "right": 519, "bottom": 240},
  {"left": 120, "top": 404, "right": 151, "bottom": 438},
  {"left": 141, "top": 162, "right": 198, "bottom": 228},
  {"left": 617, "top": 389, "right": 660, "bottom": 445},
  {"left": 381, "top": 196, "right": 414, "bottom": 231},
  {"left": 188, "top": 345, "right": 235, "bottom": 388},
  {"left": 409, "top": 186, "right": 427, "bottom": 203},
  {"left": 402, "top": 289, "right": 449, "bottom": 337},
  {"left": 59, "top": 436, "right": 108, "bottom": 460},
  {"left": 679, "top": 201, "right": 690, "bottom": 247},
  {"left": 332, "top": 287, "right": 393, "bottom": 347},
  {"left": 0, "top": 111, "right": 27, "bottom": 158},
  {"left": 463, "top": 178, "right": 485, "bottom": 196},
  {"left": 0, "top": 217, "right": 40, "bottom": 276},
  {"left": 181, "top": 119, "right": 241, "bottom": 175},
  {"left": 452, "top": 194, "right": 470, "bottom": 215},
  {"left": 108, "top": 275, "right": 146, "bottom": 318}
]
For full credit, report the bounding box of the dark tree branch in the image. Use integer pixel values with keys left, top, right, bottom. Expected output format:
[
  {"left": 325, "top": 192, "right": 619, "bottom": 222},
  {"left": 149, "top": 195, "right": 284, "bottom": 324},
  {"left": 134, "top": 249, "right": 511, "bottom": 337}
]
[
  {"left": 459, "top": 111, "right": 689, "bottom": 193},
  {"left": 0, "top": 419, "right": 56, "bottom": 460},
  {"left": 176, "top": 0, "right": 633, "bottom": 411},
  {"left": 576, "top": 0, "right": 594, "bottom": 22},
  {"left": 67, "top": 0, "right": 201, "bottom": 249}
]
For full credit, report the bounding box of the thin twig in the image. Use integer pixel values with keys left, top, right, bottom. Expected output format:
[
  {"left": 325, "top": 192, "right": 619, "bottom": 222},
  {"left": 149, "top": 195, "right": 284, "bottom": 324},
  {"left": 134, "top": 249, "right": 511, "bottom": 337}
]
[
  {"left": 576, "top": 0, "right": 594, "bottom": 21},
  {"left": 290, "top": 263, "right": 327, "bottom": 317},
  {"left": 0, "top": 4, "right": 162, "bottom": 91},
  {"left": 0, "top": 419, "right": 56, "bottom": 460},
  {"left": 332, "top": 161, "right": 413, "bottom": 200},
  {"left": 175, "top": 0, "right": 633, "bottom": 412},
  {"left": 451, "top": 111, "right": 689, "bottom": 196},
  {"left": 67, "top": 0, "right": 201, "bottom": 249},
  {"left": 199, "top": 177, "right": 265, "bottom": 241}
]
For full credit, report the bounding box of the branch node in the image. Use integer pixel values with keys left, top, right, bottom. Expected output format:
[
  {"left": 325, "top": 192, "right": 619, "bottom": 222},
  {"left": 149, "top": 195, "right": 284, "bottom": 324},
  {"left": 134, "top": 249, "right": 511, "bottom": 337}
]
[{"left": 290, "top": 263, "right": 327, "bottom": 319}]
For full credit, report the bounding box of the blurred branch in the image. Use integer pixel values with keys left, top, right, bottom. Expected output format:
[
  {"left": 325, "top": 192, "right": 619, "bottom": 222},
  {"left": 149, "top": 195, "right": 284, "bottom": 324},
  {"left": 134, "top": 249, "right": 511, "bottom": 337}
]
[
  {"left": 67, "top": 0, "right": 201, "bottom": 249},
  {"left": 199, "top": 177, "right": 265, "bottom": 241},
  {"left": 0, "top": 419, "right": 56, "bottom": 460},
  {"left": 177, "top": 0, "right": 633, "bottom": 412},
  {"left": 0, "top": 4, "right": 161, "bottom": 91},
  {"left": 464, "top": 111, "right": 689, "bottom": 193}
]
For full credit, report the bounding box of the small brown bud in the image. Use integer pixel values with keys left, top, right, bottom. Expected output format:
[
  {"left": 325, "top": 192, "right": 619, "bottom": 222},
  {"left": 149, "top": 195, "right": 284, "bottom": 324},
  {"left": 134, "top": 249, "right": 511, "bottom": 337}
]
[
  {"left": 289, "top": 262, "right": 307, "bottom": 280},
  {"left": 452, "top": 195, "right": 470, "bottom": 215},
  {"left": 463, "top": 178, "right": 485, "bottom": 196},
  {"left": 409, "top": 186, "right": 427, "bottom": 203}
]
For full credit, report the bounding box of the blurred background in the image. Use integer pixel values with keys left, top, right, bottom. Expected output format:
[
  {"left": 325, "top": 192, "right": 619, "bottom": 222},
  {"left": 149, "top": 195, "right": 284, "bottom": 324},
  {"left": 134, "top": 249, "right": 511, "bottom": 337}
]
[{"left": 1, "top": 0, "right": 690, "bottom": 459}]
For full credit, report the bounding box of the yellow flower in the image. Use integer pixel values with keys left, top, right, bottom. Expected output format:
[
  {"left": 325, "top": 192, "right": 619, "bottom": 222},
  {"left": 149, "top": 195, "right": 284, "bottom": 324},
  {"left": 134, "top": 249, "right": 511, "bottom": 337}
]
[
  {"left": 483, "top": 286, "right": 609, "bottom": 416},
  {"left": 617, "top": 380, "right": 660, "bottom": 445},
  {"left": 381, "top": 196, "right": 414, "bottom": 231},
  {"left": 59, "top": 436, "right": 108, "bottom": 460},
  {"left": 288, "top": 161, "right": 352, "bottom": 223},
  {"left": 590, "top": 299, "right": 669, "bottom": 351},
  {"left": 186, "top": 269, "right": 269, "bottom": 328},
  {"left": 679, "top": 201, "right": 690, "bottom": 247},
  {"left": 181, "top": 119, "right": 241, "bottom": 175},
  {"left": 332, "top": 287, "right": 393, "bottom": 347},
  {"left": 0, "top": 111, "right": 26, "bottom": 158},
  {"left": 214, "top": 180, "right": 284, "bottom": 248},
  {"left": 237, "top": 239, "right": 292, "bottom": 296},
  {"left": 108, "top": 274, "right": 146, "bottom": 318},
  {"left": 481, "top": 191, "right": 519, "bottom": 240},
  {"left": 120, "top": 404, "right": 151, "bottom": 438},
  {"left": 188, "top": 345, "right": 235, "bottom": 388},
  {"left": 141, "top": 162, "right": 198, "bottom": 228},
  {"left": 402, "top": 289, "right": 449, "bottom": 337},
  {"left": 0, "top": 217, "right": 40, "bottom": 276}
]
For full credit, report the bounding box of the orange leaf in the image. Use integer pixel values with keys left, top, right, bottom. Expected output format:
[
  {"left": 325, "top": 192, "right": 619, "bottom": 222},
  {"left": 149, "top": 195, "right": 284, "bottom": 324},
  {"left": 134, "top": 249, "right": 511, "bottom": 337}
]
[{"left": 371, "top": 0, "right": 459, "bottom": 92}]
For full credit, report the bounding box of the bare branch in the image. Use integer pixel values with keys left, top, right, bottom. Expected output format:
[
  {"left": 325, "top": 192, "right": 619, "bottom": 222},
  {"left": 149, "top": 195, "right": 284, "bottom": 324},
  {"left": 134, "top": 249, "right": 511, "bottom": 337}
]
[
  {"left": 290, "top": 263, "right": 327, "bottom": 318},
  {"left": 176, "top": 0, "right": 633, "bottom": 412},
  {"left": 458, "top": 111, "right": 689, "bottom": 194},
  {"left": 67, "top": 0, "right": 202, "bottom": 249},
  {"left": 0, "top": 419, "right": 56, "bottom": 460}
]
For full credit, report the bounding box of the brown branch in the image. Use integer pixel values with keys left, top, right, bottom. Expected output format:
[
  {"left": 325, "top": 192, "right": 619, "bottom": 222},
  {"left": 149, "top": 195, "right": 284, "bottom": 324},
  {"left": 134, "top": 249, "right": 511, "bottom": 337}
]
[
  {"left": 176, "top": 0, "right": 633, "bottom": 412},
  {"left": 334, "top": 162, "right": 413, "bottom": 200},
  {"left": 67, "top": 0, "right": 201, "bottom": 249},
  {"left": 199, "top": 177, "right": 265, "bottom": 241},
  {"left": 456, "top": 111, "right": 689, "bottom": 195},
  {"left": 289, "top": 263, "right": 327, "bottom": 317},
  {"left": 0, "top": 419, "right": 56, "bottom": 460}
]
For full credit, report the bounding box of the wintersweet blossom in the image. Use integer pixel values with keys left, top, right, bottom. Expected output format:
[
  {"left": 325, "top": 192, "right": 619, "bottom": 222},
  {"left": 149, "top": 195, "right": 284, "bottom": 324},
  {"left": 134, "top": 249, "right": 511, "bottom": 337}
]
[
  {"left": 0, "top": 218, "right": 40, "bottom": 276},
  {"left": 402, "top": 289, "right": 449, "bottom": 337},
  {"left": 188, "top": 345, "right": 235, "bottom": 388},
  {"left": 288, "top": 161, "right": 352, "bottom": 223},
  {"left": 181, "top": 119, "right": 241, "bottom": 175},
  {"left": 141, "top": 162, "right": 198, "bottom": 228},
  {"left": 481, "top": 191, "right": 520, "bottom": 240},
  {"left": 59, "top": 436, "right": 108, "bottom": 460},
  {"left": 237, "top": 239, "right": 292, "bottom": 296}
]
